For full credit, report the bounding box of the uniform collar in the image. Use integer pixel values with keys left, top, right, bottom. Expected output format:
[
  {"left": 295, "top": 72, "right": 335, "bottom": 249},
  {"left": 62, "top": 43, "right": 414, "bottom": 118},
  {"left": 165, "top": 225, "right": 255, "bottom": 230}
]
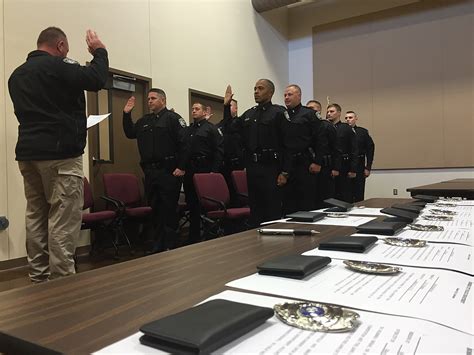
[
  {"left": 27, "top": 50, "right": 52, "bottom": 60},
  {"left": 287, "top": 103, "right": 302, "bottom": 116},
  {"left": 257, "top": 101, "right": 272, "bottom": 111}
]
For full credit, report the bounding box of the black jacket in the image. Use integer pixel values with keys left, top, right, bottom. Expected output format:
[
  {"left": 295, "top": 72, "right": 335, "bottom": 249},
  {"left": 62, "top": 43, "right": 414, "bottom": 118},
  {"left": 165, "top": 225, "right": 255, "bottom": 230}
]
[
  {"left": 185, "top": 119, "right": 224, "bottom": 173},
  {"left": 354, "top": 125, "right": 375, "bottom": 171},
  {"left": 123, "top": 108, "right": 188, "bottom": 170},
  {"left": 334, "top": 121, "right": 358, "bottom": 172},
  {"left": 8, "top": 48, "right": 109, "bottom": 161},
  {"left": 279, "top": 104, "right": 328, "bottom": 174}
]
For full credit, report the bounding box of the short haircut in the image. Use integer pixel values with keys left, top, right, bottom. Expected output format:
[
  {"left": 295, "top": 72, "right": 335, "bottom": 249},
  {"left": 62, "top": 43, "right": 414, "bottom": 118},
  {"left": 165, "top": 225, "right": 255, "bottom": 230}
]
[
  {"left": 307, "top": 100, "right": 321, "bottom": 106},
  {"left": 192, "top": 102, "right": 207, "bottom": 110},
  {"left": 286, "top": 84, "right": 301, "bottom": 94},
  {"left": 327, "top": 103, "right": 342, "bottom": 112},
  {"left": 37, "top": 27, "right": 67, "bottom": 47},
  {"left": 346, "top": 110, "right": 357, "bottom": 116},
  {"left": 149, "top": 88, "right": 166, "bottom": 99},
  {"left": 258, "top": 78, "right": 275, "bottom": 94}
]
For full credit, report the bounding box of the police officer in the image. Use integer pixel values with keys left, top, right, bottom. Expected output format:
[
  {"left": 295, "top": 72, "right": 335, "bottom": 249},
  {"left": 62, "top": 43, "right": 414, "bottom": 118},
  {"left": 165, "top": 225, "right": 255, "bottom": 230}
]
[
  {"left": 345, "top": 111, "right": 375, "bottom": 202},
  {"left": 280, "top": 85, "right": 327, "bottom": 214},
  {"left": 307, "top": 100, "right": 338, "bottom": 208},
  {"left": 8, "top": 27, "right": 108, "bottom": 282},
  {"left": 326, "top": 104, "right": 358, "bottom": 203},
  {"left": 218, "top": 85, "right": 244, "bottom": 206},
  {"left": 123, "top": 89, "right": 187, "bottom": 252},
  {"left": 184, "top": 102, "right": 224, "bottom": 243},
  {"left": 229, "top": 79, "right": 285, "bottom": 227}
]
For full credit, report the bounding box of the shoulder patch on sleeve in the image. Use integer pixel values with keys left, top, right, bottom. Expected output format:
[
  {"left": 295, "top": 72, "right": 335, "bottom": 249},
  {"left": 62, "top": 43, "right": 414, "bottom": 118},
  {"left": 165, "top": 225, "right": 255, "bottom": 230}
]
[
  {"left": 63, "top": 57, "right": 79, "bottom": 65},
  {"left": 178, "top": 117, "right": 187, "bottom": 128}
]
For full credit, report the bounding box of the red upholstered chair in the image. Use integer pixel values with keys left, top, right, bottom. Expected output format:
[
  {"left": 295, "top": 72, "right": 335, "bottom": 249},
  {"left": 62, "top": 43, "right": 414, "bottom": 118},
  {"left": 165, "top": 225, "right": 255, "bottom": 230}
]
[
  {"left": 102, "top": 173, "right": 153, "bottom": 253},
  {"left": 230, "top": 170, "right": 249, "bottom": 206},
  {"left": 81, "top": 177, "right": 118, "bottom": 256},
  {"left": 193, "top": 173, "right": 250, "bottom": 238}
]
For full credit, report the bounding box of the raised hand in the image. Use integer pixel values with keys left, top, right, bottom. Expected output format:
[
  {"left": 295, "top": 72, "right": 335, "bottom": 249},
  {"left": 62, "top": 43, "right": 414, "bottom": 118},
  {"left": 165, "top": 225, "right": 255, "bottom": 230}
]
[
  {"left": 224, "top": 85, "right": 234, "bottom": 105},
  {"left": 123, "top": 96, "right": 136, "bottom": 113},
  {"left": 86, "top": 29, "right": 106, "bottom": 54}
]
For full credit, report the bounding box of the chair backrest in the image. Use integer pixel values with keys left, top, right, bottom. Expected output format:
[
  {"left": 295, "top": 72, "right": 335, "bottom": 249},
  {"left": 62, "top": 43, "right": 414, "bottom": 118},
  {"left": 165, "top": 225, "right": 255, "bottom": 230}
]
[
  {"left": 83, "top": 177, "right": 94, "bottom": 210},
  {"left": 231, "top": 170, "right": 248, "bottom": 196},
  {"left": 103, "top": 173, "right": 142, "bottom": 207},
  {"left": 193, "top": 173, "right": 230, "bottom": 211}
]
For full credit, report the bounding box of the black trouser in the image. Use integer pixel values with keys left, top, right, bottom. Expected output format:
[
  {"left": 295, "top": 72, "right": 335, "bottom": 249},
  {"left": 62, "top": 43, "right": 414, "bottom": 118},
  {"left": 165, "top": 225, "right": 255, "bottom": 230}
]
[
  {"left": 352, "top": 171, "right": 366, "bottom": 202},
  {"left": 183, "top": 161, "right": 211, "bottom": 244},
  {"left": 221, "top": 158, "right": 244, "bottom": 207},
  {"left": 283, "top": 159, "right": 316, "bottom": 215},
  {"left": 335, "top": 170, "right": 353, "bottom": 203},
  {"left": 143, "top": 166, "right": 182, "bottom": 251},
  {"left": 246, "top": 161, "right": 282, "bottom": 227},
  {"left": 314, "top": 166, "right": 335, "bottom": 209}
]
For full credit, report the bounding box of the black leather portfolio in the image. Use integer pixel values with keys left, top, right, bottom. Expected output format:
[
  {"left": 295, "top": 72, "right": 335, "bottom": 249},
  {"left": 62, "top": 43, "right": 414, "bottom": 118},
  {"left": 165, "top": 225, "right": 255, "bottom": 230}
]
[
  {"left": 323, "top": 198, "right": 353, "bottom": 212},
  {"left": 257, "top": 255, "right": 331, "bottom": 279},
  {"left": 391, "top": 203, "right": 424, "bottom": 214},
  {"left": 285, "top": 211, "right": 325, "bottom": 222},
  {"left": 140, "top": 299, "right": 274, "bottom": 354},
  {"left": 356, "top": 221, "right": 406, "bottom": 236},
  {"left": 381, "top": 207, "right": 418, "bottom": 223},
  {"left": 318, "top": 236, "right": 378, "bottom": 253},
  {"left": 412, "top": 194, "right": 438, "bottom": 202}
]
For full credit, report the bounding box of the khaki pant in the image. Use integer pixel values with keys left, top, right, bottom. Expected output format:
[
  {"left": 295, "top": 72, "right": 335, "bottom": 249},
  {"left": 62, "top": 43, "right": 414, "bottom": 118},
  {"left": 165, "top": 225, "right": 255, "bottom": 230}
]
[{"left": 18, "top": 156, "right": 83, "bottom": 282}]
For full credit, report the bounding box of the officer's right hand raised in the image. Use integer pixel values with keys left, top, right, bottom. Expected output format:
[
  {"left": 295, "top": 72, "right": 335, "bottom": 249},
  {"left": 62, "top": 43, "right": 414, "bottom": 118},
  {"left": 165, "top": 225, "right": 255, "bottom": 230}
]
[{"left": 123, "top": 96, "right": 135, "bottom": 113}]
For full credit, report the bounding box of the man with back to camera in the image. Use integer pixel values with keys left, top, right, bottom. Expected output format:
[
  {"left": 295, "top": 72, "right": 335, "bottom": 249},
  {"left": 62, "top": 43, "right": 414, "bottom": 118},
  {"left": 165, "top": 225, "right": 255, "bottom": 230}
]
[
  {"left": 279, "top": 85, "right": 328, "bottom": 214},
  {"left": 8, "top": 27, "right": 108, "bottom": 282},
  {"left": 345, "top": 111, "right": 375, "bottom": 202},
  {"left": 123, "top": 89, "right": 187, "bottom": 253},
  {"left": 183, "top": 102, "right": 224, "bottom": 243},
  {"left": 306, "top": 100, "right": 338, "bottom": 208},
  {"left": 227, "top": 79, "right": 286, "bottom": 227},
  {"left": 326, "top": 103, "right": 358, "bottom": 203}
]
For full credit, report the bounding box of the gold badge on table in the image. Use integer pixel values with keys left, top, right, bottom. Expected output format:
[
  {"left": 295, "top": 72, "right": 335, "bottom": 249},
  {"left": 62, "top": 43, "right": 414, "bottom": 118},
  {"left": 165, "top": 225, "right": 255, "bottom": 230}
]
[
  {"left": 343, "top": 260, "right": 401, "bottom": 274},
  {"left": 407, "top": 223, "right": 444, "bottom": 231},
  {"left": 274, "top": 302, "right": 359, "bottom": 332},
  {"left": 384, "top": 237, "right": 427, "bottom": 247}
]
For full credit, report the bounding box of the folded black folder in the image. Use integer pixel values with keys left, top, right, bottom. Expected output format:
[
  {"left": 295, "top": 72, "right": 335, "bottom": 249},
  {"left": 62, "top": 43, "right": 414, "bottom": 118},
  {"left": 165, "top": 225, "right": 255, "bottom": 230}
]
[
  {"left": 319, "top": 236, "right": 378, "bottom": 253},
  {"left": 285, "top": 211, "right": 325, "bottom": 222},
  {"left": 323, "top": 198, "right": 353, "bottom": 212},
  {"left": 140, "top": 299, "right": 274, "bottom": 354},
  {"left": 257, "top": 255, "right": 331, "bottom": 279},
  {"left": 381, "top": 207, "right": 418, "bottom": 223},
  {"left": 391, "top": 203, "right": 423, "bottom": 214},
  {"left": 356, "top": 220, "right": 406, "bottom": 236},
  {"left": 412, "top": 194, "right": 438, "bottom": 203}
]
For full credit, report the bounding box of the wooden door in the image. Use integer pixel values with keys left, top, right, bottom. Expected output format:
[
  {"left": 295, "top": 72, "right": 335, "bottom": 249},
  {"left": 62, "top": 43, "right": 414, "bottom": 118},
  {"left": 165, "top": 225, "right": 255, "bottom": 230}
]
[{"left": 87, "top": 69, "right": 151, "bottom": 210}]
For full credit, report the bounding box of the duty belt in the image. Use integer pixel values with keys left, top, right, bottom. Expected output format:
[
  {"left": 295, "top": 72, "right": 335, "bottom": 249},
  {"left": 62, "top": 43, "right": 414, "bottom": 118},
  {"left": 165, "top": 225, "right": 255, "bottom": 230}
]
[
  {"left": 250, "top": 149, "right": 279, "bottom": 163},
  {"left": 141, "top": 156, "right": 176, "bottom": 169}
]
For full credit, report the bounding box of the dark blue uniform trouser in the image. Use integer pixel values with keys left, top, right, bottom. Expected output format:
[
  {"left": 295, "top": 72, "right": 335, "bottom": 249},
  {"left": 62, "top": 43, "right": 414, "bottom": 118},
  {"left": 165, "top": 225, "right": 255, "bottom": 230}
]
[
  {"left": 246, "top": 161, "right": 282, "bottom": 227},
  {"left": 144, "top": 167, "right": 181, "bottom": 251}
]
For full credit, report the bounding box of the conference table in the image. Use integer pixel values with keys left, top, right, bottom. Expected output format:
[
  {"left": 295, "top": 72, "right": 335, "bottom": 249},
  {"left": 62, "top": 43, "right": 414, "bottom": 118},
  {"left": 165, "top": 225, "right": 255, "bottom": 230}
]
[
  {"left": 407, "top": 178, "right": 474, "bottom": 199},
  {"left": 0, "top": 197, "right": 452, "bottom": 353}
]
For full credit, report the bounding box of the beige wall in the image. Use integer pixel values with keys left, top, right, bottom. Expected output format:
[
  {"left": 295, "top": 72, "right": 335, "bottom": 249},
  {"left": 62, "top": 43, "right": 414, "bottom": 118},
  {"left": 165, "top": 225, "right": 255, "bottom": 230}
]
[
  {"left": 288, "top": 0, "right": 473, "bottom": 198},
  {"left": 0, "top": 0, "right": 289, "bottom": 261}
]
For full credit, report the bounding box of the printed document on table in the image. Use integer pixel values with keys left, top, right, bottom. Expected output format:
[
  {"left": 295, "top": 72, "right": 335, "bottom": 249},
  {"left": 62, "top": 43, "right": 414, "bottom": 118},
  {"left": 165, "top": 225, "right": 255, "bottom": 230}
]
[
  {"left": 304, "top": 239, "right": 473, "bottom": 275},
  {"left": 388, "top": 228, "right": 472, "bottom": 246},
  {"left": 261, "top": 215, "right": 376, "bottom": 227},
  {"left": 226, "top": 260, "right": 473, "bottom": 334},
  {"left": 87, "top": 113, "right": 111, "bottom": 129},
  {"left": 96, "top": 290, "right": 473, "bottom": 355},
  {"left": 415, "top": 217, "right": 472, "bottom": 229},
  {"left": 312, "top": 207, "right": 385, "bottom": 216}
]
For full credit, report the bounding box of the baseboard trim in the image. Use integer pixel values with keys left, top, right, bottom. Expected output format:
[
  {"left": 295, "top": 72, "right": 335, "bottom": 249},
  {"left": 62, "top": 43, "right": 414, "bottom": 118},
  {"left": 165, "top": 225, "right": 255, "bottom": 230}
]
[{"left": 0, "top": 245, "right": 91, "bottom": 271}]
